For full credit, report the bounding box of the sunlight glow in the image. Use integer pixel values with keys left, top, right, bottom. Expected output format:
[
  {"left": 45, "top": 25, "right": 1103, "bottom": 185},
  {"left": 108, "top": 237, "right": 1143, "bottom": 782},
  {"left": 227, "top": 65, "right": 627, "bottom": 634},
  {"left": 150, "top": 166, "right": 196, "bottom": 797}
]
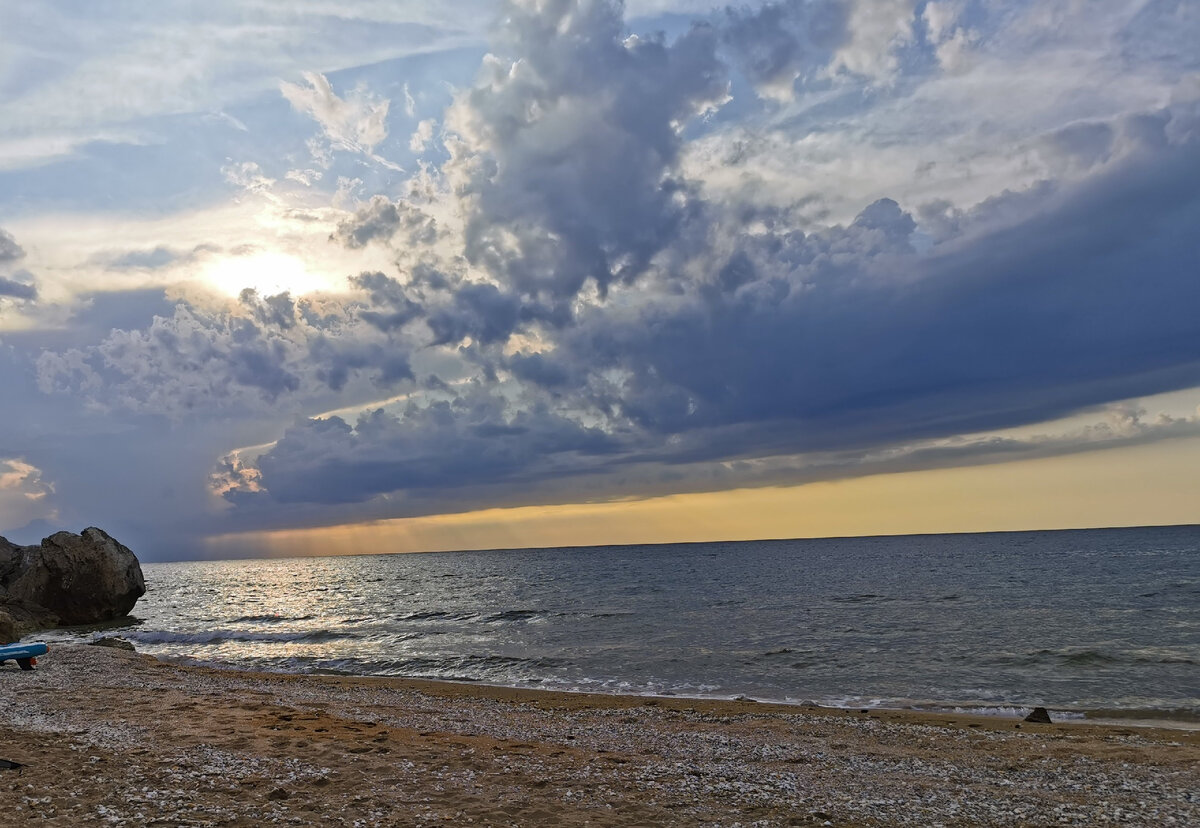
[{"left": 203, "top": 251, "right": 333, "bottom": 297}]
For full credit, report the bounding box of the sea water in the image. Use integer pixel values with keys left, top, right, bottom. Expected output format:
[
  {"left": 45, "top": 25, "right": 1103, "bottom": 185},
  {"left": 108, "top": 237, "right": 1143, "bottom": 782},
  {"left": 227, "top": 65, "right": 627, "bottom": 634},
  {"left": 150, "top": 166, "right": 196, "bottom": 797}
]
[{"left": 46, "top": 525, "right": 1200, "bottom": 721}]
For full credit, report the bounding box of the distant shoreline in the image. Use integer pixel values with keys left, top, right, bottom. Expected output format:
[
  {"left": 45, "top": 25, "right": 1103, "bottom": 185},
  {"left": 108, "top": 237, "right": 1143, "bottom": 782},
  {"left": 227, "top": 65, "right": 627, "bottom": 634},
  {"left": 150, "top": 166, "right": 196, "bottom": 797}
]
[{"left": 146, "top": 520, "right": 1200, "bottom": 564}]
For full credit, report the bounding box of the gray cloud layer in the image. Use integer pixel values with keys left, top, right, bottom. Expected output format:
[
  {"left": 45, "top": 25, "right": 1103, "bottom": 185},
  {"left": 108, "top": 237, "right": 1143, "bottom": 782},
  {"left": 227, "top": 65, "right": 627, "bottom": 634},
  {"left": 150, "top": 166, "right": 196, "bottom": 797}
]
[
  {"left": 0, "top": 227, "right": 36, "bottom": 301},
  {"left": 226, "top": 1, "right": 1200, "bottom": 510},
  {"left": 12, "top": 0, "right": 1200, "bottom": 550}
]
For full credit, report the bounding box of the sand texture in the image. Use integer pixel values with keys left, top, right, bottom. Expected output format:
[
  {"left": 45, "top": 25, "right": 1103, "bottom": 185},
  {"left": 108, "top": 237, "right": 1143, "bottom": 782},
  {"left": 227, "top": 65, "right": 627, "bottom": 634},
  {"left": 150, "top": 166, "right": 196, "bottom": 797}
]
[{"left": 1, "top": 645, "right": 1197, "bottom": 826}]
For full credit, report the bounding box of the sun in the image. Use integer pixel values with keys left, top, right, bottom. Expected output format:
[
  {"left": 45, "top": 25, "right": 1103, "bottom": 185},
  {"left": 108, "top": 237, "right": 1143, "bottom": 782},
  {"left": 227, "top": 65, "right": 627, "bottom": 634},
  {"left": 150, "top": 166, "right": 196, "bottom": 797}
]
[{"left": 203, "top": 251, "right": 335, "bottom": 297}]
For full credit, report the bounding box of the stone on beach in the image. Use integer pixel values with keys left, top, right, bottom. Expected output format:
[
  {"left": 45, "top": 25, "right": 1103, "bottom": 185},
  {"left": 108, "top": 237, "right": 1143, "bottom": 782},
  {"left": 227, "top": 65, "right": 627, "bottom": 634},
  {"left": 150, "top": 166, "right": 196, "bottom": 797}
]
[
  {"left": 0, "top": 527, "right": 145, "bottom": 637},
  {"left": 90, "top": 636, "right": 137, "bottom": 651},
  {"left": 1024, "top": 706, "right": 1053, "bottom": 723}
]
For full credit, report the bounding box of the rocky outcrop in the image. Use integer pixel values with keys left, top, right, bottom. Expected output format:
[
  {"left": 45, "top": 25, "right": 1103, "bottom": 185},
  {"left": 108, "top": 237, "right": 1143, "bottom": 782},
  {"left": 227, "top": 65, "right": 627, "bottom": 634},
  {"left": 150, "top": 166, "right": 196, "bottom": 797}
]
[{"left": 0, "top": 528, "right": 145, "bottom": 639}]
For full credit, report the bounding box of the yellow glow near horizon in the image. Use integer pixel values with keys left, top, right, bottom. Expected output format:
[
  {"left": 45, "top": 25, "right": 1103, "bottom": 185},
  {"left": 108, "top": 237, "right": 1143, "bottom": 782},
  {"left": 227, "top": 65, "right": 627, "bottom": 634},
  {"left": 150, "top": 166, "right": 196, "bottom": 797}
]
[
  {"left": 203, "top": 251, "right": 332, "bottom": 297},
  {"left": 203, "top": 435, "right": 1200, "bottom": 560}
]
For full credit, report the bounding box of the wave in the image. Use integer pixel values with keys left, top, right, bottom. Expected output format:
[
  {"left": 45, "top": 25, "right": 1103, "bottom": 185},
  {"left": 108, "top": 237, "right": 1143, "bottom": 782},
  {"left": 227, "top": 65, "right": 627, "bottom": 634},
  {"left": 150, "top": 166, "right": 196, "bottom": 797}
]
[
  {"left": 269, "top": 652, "right": 575, "bottom": 680},
  {"left": 483, "top": 609, "right": 549, "bottom": 623},
  {"left": 231, "top": 614, "right": 314, "bottom": 624},
  {"left": 986, "top": 647, "right": 1198, "bottom": 668},
  {"left": 1058, "top": 649, "right": 1122, "bottom": 667},
  {"left": 923, "top": 704, "right": 1086, "bottom": 722},
  {"left": 829, "top": 594, "right": 889, "bottom": 604},
  {"left": 396, "top": 610, "right": 479, "bottom": 622},
  {"left": 124, "top": 628, "right": 347, "bottom": 646},
  {"left": 1084, "top": 707, "right": 1200, "bottom": 725}
]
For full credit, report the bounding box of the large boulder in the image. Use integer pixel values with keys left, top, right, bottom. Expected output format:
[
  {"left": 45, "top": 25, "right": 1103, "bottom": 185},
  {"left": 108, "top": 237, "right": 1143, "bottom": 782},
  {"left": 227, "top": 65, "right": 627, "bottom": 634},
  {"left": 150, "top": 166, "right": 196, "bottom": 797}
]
[{"left": 0, "top": 527, "right": 145, "bottom": 636}]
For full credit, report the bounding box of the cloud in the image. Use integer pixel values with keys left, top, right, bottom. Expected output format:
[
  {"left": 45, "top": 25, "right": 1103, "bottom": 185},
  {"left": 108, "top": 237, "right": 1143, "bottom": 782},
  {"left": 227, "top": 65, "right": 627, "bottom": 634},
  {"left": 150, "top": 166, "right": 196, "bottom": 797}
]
[
  {"left": 922, "top": 0, "right": 976, "bottom": 73},
  {"left": 223, "top": 161, "right": 277, "bottom": 196},
  {"left": 0, "top": 228, "right": 25, "bottom": 263},
  {"left": 1037, "top": 121, "right": 1116, "bottom": 175},
  {"left": 332, "top": 195, "right": 438, "bottom": 249},
  {"left": 0, "top": 458, "right": 56, "bottom": 533},
  {"left": 310, "top": 107, "right": 1200, "bottom": 512},
  {"left": 721, "top": 0, "right": 847, "bottom": 100},
  {"left": 0, "top": 459, "right": 52, "bottom": 498},
  {"left": 409, "top": 118, "right": 436, "bottom": 153},
  {"left": 252, "top": 395, "right": 617, "bottom": 505},
  {"left": 35, "top": 291, "right": 418, "bottom": 417},
  {"left": 221, "top": 114, "right": 1200, "bottom": 513},
  {"left": 549, "top": 132, "right": 1200, "bottom": 454},
  {"left": 0, "top": 3, "right": 481, "bottom": 172},
  {"left": 0, "top": 228, "right": 36, "bottom": 302},
  {"left": 829, "top": 0, "right": 917, "bottom": 79},
  {"left": 105, "top": 246, "right": 181, "bottom": 270},
  {"left": 13, "top": 0, "right": 1200, "bottom": 545},
  {"left": 921, "top": 0, "right": 961, "bottom": 44},
  {"left": 443, "top": 0, "right": 729, "bottom": 302},
  {"left": 281, "top": 72, "right": 397, "bottom": 169},
  {"left": 0, "top": 274, "right": 37, "bottom": 301}
]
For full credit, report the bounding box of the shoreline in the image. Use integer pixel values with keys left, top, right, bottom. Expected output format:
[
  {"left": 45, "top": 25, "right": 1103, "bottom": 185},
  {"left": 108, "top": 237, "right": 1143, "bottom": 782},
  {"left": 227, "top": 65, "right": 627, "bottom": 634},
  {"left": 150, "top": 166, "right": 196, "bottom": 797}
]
[
  {"left": 131, "top": 648, "right": 1200, "bottom": 733},
  {"left": 2, "top": 645, "right": 1197, "bottom": 826}
]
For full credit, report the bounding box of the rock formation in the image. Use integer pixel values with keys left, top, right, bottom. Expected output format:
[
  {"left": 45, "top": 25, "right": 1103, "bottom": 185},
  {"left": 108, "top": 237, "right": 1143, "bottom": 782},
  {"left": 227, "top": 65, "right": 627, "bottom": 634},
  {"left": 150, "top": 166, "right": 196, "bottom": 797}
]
[
  {"left": 1023, "top": 706, "right": 1053, "bottom": 724},
  {"left": 0, "top": 528, "right": 145, "bottom": 640}
]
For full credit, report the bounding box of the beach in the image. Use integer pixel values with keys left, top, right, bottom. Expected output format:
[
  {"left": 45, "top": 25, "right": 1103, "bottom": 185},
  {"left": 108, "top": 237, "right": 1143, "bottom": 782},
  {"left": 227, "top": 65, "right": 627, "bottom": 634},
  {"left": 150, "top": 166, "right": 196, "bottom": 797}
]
[{"left": 1, "top": 646, "right": 1196, "bottom": 826}]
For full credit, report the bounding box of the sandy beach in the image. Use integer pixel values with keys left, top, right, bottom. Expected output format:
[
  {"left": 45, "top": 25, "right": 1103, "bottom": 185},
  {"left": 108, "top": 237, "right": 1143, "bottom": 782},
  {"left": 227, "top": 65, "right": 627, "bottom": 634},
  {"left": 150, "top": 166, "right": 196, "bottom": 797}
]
[{"left": 0, "top": 645, "right": 1195, "bottom": 826}]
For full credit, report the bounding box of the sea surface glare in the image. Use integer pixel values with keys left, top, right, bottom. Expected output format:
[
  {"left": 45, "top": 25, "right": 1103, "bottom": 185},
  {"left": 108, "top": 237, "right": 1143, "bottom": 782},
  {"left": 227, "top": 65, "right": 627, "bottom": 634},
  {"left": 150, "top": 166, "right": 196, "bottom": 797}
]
[{"left": 58, "top": 526, "right": 1200, "bottom": 720}]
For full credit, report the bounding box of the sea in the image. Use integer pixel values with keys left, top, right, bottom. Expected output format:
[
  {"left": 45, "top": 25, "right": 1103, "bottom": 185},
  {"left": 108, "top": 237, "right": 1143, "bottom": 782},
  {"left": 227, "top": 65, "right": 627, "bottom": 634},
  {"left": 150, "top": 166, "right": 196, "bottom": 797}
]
[{"left": 44, "top": 525, "right": 1200, "bottom": 725}]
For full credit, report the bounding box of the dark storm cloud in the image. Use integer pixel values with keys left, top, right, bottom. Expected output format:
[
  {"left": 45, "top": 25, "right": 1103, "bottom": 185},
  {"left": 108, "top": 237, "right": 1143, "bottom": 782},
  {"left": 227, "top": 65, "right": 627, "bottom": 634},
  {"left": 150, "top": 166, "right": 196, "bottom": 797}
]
[
  {"left": 210, "top": 3, "right": 1200, "bottom": 512},
  {"left": 550, "top": 135, "right": 1200, "bottom": 461},
  {"left": 25, "top": 1, "right": 1200, "bottom": 526},
  {"left": 349, "top": 271, "right": 423, "bottom": 332},
  {"left": 426, "top": 283, "right": 521, "bottom": 346},
  {"left": 256, "top": 393, "right": 619, "bottom": 504},
  {"left": 246, "top": 130, "right": 1200, "bottom": 509},
  {"left": 448, "top": 0, "right": 729, "bottom": 302},
  {"left": 508, "top": 352, "right": 571, "bottom": 388}
]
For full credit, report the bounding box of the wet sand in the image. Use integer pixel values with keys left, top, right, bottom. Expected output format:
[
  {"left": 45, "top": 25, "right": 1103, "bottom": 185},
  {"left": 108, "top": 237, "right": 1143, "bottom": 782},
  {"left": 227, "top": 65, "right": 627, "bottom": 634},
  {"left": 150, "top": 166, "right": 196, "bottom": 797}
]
[{"left": 1, "top": 645, "right": 1197, "bottom": 826}]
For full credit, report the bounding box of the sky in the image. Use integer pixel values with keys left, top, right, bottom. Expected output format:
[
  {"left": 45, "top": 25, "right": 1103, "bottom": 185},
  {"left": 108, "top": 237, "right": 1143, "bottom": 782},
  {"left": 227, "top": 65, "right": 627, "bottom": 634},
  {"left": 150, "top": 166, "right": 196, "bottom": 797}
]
[{"left": 1, "top": 0, "right": 1198, "bottom": 561}]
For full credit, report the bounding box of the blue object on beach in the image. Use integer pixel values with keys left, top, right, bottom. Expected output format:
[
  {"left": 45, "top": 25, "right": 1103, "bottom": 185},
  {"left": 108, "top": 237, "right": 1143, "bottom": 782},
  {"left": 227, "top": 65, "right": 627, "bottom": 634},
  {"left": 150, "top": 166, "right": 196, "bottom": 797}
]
[{"left": 0, "top": 642, "right": 49, "bottom": 671}]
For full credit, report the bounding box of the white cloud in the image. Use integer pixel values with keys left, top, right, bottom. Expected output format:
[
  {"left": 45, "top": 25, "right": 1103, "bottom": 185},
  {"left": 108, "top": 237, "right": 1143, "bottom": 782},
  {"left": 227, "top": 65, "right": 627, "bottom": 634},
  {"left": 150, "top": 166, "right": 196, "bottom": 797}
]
[
  {"left": 0, "top": 459, "right": 56, "bottom": 533},
  {"left": 923, "top": 0, "right": 962, "bottom": 43},
  {"left": 0, "top": 3, "right": 483, "bottom": 131},
  {"left": 0, "top": 131, "right": 147, "bottom": 172},
  {"left": 830, "top": 0, "right": 917, "bottom": 79},
  {"left": 410, "top": 119, "right": 436, "bottom": 153},
  {"left": 223, "top": 161, "right": 278, "bottom": 196},
  {"left": 281, "top": 72, "right": 391, "bottom": 154},
  {"left": 403, "top": 82, "right": 417, "bottom": 117},
  {"left": 0, "top": 459, "right": 51, "bottom": 498}
]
